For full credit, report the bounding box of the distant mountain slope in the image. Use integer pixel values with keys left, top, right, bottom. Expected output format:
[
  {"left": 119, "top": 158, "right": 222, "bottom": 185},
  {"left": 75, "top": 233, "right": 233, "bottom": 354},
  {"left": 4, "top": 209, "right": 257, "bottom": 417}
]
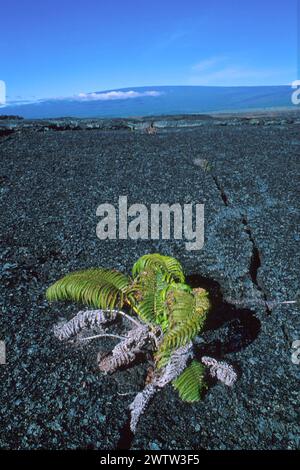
[{"left": 2, "top": 85, "right": 293, "bottom": 119}]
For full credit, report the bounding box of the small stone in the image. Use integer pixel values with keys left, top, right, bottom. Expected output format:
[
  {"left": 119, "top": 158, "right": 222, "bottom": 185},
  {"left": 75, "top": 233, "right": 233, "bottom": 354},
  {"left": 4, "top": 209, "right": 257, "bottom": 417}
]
[{"left": 149, "top": 441, "right": 161, "bottom": 450}]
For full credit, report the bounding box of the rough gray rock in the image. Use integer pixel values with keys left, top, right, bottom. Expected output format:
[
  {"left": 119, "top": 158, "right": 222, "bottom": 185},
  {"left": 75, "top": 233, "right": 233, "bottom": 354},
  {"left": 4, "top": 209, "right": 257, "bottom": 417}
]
[{"left": 0, "top": 112, "right": 299, "bottom": 450}]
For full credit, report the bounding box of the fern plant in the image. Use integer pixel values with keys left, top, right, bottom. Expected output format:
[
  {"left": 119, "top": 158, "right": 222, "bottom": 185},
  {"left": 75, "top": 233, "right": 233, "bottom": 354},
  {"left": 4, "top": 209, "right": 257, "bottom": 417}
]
[{"left": 46, "top": 253, "right": 236, "bottom": 432}]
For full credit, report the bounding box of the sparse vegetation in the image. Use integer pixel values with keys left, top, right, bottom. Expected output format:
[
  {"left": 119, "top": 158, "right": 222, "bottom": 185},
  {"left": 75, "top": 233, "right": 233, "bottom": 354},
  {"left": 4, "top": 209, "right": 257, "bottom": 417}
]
[{"left": 46, "top": 253, "right": 236, "bottom": 432}]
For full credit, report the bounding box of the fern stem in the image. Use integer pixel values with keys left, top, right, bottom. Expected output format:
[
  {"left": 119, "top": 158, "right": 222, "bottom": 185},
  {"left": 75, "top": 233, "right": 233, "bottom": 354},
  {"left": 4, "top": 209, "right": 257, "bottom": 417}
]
[
  {"left": 125, "top": 299, "right": 152, "bottom": 328},
  {"left": 79, "top": 333, "right": 126, "bottom": 342},
  {"left": 117, "top": 310, "right": 143, "bottom": 327}
]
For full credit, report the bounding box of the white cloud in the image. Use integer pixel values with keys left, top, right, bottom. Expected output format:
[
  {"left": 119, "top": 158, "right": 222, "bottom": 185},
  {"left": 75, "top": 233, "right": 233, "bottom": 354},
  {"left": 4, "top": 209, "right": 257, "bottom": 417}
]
[
  {"left": 75, "top": 90, "right": 162, "bottom": 101},
  {"left": 2, "top": 89, "right": 163, "bottom": 107}
]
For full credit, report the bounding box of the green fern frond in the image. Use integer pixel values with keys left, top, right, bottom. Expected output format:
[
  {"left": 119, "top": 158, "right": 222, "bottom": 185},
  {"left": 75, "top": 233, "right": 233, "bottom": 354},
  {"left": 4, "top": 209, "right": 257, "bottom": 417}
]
[
  {"left": 158, "top": 310, "right": 204, "bottom": 351},
  {"left": 193, "top": 287, "right": 211, "bottom": 316},
  {"left": 132, "top": 253, "right": 185, "bottom": 283},
  {"left": 132, "top": 270, "right": 169, "bottom": 328},
  {"left": 46, "top": 268, "right": 130, "bottom": 309},
  {"left": 136, "top": 290, "right": 157, "bottom": 324},
  {"left": 166, "top": 287, "right": 194, "bottom": 325},
  {"left": 155, "top": 349, "right": 172, "bottom": 369},
  {"left": 157, "top": 288, "right": 210, "bottom": 353},
  {"left": 173, "top": 360, "right": 206, "bottom": 402}
]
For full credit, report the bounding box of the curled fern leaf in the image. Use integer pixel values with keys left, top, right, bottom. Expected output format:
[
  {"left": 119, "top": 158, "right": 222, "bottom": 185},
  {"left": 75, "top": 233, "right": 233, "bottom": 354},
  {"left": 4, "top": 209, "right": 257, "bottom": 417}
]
[
  {"left": 158, "top": 310, "right": 204, "bottom": 351},
  {"left": 166, "top": 286, "right": 194, "bottom": 325},
  {"left": 193, "top": 287, "right": 211, "bottom": 315},
  {"left": 132, "top": 253, "right": 185, "bottom": 283},
  {"left": 173, "top": 360, "right": 206, "bottom": 402},
  {"left": 131, "top": 269, "right": 169, "bottom": 327},
  {"left": 46, "top": 268, "right": 130, "bottom": 309},
  {"left": 136, "top": 290, "right": 157, "bottom": 324},
  {"left": 157, "top": 288, "right": 210, "bottom": 353}
]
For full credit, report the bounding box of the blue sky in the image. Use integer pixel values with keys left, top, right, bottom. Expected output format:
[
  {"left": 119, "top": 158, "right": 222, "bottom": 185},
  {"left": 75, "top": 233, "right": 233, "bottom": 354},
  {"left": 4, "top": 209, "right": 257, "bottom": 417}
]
[{"left": 1, "top": 0, "right": 298, "bottom": 101}]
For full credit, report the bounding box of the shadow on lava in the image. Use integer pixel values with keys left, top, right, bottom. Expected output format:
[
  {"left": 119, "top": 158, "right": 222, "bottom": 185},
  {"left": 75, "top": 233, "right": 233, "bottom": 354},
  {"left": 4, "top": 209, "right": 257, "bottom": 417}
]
[
  {"left": 117, "top": 274, "right": 259, "bottom": 449},
  {"left": 186, "top": 274, "right": 261, "bottom": 363}
]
